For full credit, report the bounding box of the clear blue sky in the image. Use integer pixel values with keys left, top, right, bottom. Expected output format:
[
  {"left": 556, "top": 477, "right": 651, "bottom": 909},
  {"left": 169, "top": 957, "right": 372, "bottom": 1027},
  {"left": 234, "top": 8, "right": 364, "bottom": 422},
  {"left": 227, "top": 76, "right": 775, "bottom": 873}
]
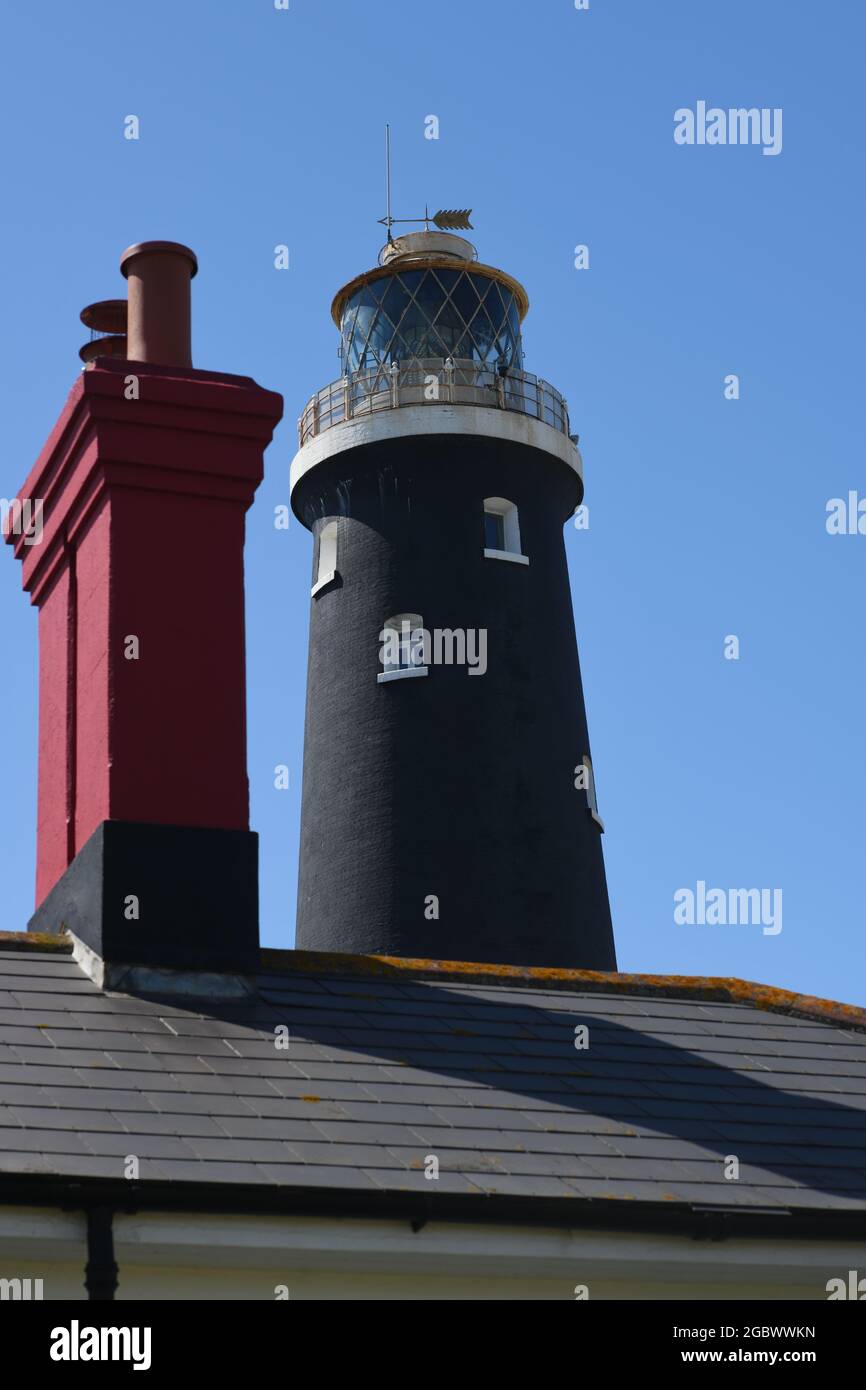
[{"left": 1, "top": 1, "right": 863, "bottom": 1004}]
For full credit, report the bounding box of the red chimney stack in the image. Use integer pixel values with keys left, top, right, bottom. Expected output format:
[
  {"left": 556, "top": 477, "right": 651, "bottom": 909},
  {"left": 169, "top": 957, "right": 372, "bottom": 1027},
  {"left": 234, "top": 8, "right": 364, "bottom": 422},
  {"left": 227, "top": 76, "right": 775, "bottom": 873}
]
[{"left": 5, "top": 242, "right": 283, "bottom": 973}]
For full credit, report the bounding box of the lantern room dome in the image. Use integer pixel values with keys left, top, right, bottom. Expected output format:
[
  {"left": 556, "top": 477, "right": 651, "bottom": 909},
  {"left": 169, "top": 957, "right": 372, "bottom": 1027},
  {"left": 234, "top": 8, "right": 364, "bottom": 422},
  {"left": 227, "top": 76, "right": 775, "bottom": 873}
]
[{"left": 331, "top": 232, "right": 529, "bottom": 377}]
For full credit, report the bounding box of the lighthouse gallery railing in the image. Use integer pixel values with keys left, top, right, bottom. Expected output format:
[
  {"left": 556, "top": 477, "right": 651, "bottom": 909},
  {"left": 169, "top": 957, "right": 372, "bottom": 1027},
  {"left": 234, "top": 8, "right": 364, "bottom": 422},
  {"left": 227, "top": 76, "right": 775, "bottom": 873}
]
[{"left": 298, "top": 359, "right": 572, "bottom": 447}]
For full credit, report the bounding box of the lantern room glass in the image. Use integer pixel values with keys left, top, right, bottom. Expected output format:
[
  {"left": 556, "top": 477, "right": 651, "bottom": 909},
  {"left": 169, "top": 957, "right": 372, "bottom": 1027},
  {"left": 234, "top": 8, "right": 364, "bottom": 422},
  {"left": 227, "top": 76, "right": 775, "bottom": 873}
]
[{"left": 340, "top": 268, "right": 524, "bottom": 375}]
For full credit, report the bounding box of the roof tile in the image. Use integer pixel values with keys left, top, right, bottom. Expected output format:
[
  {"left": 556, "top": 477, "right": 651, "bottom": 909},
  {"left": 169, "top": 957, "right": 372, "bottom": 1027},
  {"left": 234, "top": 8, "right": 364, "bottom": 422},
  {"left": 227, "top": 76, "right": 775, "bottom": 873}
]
[{"left": 0, "top": 948, "right": 864, "bottom": 1216}]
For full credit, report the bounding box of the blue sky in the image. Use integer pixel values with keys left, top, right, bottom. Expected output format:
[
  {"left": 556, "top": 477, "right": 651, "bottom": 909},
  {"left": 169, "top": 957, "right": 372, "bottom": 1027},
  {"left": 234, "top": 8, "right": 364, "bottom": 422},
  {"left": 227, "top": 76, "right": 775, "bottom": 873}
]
[{"left": 1, "top": 1, "right": 863, "bottom": 1004}]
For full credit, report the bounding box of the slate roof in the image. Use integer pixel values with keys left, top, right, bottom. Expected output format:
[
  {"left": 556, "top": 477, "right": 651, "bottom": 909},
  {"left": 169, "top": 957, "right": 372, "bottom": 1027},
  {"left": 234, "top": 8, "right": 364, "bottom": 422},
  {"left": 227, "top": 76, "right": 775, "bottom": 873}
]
[{"left": 2, "top": 938, "right": 866, "bottom": 1225}]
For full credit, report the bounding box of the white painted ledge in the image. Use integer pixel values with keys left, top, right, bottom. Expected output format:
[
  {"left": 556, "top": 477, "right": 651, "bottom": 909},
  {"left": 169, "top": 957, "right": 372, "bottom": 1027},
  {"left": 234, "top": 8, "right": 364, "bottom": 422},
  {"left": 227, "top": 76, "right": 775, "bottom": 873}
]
[
  {"left": 377, "top": 666, "right": 429, "bottom": 684},
  {"left": 484, "top": 548, "right": 529, "bottom": 566},
  {"left": 291, "top": 402, "right": 583, "bottom": 501},
  {"left": 311, "top": 570, "right": 338, "bottom": 598}
]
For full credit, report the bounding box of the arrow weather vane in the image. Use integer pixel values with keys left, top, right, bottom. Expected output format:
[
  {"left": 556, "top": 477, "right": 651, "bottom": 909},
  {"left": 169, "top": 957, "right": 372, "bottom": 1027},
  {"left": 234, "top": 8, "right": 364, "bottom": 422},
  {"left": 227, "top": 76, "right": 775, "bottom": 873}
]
[{"left": 378, "top": 124, "right": 473, "bottom": 240}]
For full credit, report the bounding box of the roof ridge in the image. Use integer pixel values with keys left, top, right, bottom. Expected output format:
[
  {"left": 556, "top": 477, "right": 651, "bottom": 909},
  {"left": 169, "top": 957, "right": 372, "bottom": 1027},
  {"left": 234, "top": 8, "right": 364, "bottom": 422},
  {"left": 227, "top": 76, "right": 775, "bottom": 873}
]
[
  {"left": 2, "top": 932, "right": 863, "bottom": 1035},
  {"left": 0, "top": 931, "right": 73, "bottom": 953},
  {"left": 261, "top": 948, "right": 866, "bottom": 1034}
]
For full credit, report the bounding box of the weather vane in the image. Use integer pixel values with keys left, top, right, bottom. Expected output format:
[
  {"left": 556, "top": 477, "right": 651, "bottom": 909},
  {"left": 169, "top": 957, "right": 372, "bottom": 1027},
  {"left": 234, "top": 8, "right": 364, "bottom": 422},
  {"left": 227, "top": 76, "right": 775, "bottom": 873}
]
[{"left": 378, "top": 124, "right": 473, "bottom": 240}]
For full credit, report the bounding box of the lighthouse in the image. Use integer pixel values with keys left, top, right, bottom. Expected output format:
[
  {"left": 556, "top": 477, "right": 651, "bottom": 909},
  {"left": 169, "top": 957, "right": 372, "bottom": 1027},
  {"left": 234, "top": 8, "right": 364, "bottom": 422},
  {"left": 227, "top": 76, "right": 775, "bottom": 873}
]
[{"left": 291, "top": 227, "right": 616, "bottom": 970}]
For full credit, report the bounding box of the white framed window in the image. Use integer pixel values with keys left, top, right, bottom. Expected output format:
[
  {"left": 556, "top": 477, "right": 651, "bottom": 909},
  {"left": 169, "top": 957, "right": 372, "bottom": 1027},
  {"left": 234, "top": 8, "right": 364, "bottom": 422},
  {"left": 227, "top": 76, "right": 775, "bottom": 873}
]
[
  {"left": 378, "top": 613, "right": 429, "bottom": 683},
  {"left": 483, "top": 497, "right": 528, "bottom": 565},
  {"left": 581, "top": 754, "right": 604, "bottom": 831},
  {"left": 312, "top": 520, "right": 339, "bottom": 597}
]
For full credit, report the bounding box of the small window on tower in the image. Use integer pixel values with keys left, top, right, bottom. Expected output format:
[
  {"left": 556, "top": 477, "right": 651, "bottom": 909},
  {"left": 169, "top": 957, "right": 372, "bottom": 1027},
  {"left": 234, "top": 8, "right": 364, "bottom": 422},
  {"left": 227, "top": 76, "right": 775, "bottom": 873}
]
[
  {"left": 312, "top": 520, "right": 339, "bottom": 597},
  {"left": 378, "top": 613, "right": 429, "bottom": 683},
  {"left": 484, "top": 510, "right": 505, "bottom": 551},
  {"left": 582, "top": 754, "right": 604, "bottom": 831},
  {"left": 483, "top": 497, "right": 528, "bottom": 565}
]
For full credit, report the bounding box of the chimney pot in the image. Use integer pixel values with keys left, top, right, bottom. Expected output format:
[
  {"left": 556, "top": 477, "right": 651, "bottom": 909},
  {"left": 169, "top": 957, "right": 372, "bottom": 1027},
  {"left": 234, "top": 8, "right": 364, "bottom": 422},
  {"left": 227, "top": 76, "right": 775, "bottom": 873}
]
[
  {"left": 78, "top": 299, "right": 128, "bottom": 364},
  {"left": 120, "top": 240, "right": 198, "bottom": 367},
  {"left": 78, "top": 335, "right": 127, "bottom": 364},
  {"left": 80, "top": 299, "right": 128, "bottom": 334}
]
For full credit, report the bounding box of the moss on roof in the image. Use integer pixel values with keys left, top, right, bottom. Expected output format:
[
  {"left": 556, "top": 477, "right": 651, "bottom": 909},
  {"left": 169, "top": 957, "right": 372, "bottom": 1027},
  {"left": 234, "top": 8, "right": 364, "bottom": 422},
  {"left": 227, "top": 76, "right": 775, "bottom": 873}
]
[{"left": 1, "top": 931, "right": 863, "bottom": 1035}]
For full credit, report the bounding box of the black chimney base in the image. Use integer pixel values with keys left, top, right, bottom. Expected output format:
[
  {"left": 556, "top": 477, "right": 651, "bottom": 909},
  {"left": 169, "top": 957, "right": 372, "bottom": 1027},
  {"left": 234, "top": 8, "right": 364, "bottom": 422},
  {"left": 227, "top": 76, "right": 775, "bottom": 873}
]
[{"left": 28, "top": 821, "right": 260, "bottom": 974}]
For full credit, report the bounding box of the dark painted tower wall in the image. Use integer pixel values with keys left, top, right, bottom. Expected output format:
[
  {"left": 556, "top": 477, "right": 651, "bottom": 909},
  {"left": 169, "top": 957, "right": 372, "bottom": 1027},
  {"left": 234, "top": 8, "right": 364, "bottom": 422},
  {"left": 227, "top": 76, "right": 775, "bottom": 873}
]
[{"left": 291, "top": 232, "right": 615, "bottom": 969}]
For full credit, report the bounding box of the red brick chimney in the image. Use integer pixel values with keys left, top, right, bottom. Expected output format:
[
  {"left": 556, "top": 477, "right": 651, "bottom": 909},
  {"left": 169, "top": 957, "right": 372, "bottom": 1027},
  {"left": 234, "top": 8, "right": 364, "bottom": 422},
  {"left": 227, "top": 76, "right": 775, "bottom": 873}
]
[{"left": 5, "top": 242, "right": 283, "bottom": 973}]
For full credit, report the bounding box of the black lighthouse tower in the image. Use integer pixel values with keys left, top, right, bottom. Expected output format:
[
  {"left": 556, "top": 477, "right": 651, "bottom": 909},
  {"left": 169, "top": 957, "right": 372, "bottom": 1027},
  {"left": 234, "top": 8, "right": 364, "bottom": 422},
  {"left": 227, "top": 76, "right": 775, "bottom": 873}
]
[{"left": 291, "top": 228, "right": 616, "bottom": 970}]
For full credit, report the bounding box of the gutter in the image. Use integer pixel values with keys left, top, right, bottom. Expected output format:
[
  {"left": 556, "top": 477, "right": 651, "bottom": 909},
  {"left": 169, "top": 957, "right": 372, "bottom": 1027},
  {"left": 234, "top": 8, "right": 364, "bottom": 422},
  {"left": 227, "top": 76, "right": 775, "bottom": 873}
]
[{"left": 0, "top": 1174, "right": 862, "bottom": 1245}]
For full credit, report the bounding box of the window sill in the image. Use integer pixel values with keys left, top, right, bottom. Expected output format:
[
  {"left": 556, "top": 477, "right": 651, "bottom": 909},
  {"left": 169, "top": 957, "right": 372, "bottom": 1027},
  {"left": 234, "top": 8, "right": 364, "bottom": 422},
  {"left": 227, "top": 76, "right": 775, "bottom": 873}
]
[
  {"left": 311, "top": 570, "right": 338, "bottom": 598},
  {"left": 484, "top": 548, "right": 529, "bottom": 566},
  {"left": 377, "top": 666, "right": 429, "bottom": 684}
]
